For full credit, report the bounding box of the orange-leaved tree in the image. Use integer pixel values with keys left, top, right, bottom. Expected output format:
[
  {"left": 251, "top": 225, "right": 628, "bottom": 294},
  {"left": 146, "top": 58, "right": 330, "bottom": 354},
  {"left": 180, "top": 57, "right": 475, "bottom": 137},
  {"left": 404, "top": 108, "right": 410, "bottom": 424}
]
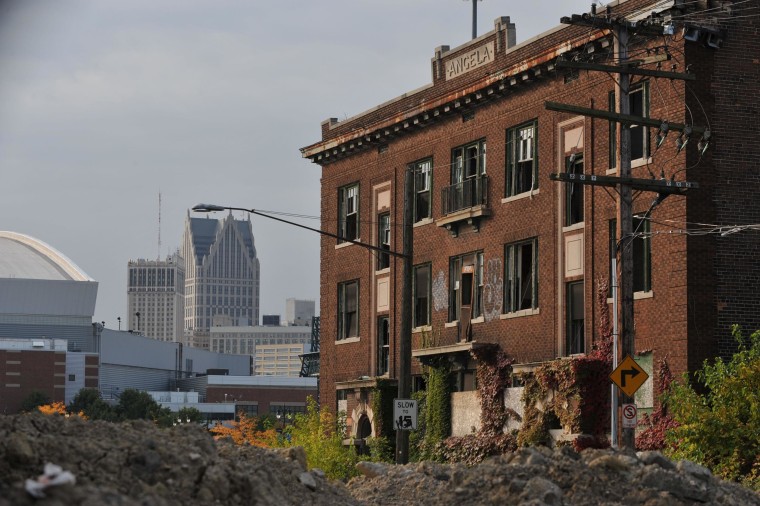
[
  {"left": 37, "top": 402, "right": 87, "bottom": 419},
  {"left": 209, "top": 411, "right": 277, "bottom": 447}
]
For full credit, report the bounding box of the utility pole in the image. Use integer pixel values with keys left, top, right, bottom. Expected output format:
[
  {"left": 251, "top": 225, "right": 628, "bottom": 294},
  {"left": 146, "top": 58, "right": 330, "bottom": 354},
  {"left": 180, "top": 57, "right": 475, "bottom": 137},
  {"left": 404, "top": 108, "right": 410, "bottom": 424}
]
[
  {"left": 396, "top": 166, "right": 414, "bottom": 464},
  {"left": 549, "top": 5, "right": 702, "bottom": 449},
  {"left": 614, "top": 21, "right": 637, "bottom": 450}
]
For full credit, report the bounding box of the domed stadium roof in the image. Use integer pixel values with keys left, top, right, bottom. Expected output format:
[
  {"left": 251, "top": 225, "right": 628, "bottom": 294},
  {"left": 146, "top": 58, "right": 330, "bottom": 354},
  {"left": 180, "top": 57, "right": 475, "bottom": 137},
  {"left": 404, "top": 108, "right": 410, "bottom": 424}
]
[{"left": 0, "top": 231, "right": 94, "bottom": 282}]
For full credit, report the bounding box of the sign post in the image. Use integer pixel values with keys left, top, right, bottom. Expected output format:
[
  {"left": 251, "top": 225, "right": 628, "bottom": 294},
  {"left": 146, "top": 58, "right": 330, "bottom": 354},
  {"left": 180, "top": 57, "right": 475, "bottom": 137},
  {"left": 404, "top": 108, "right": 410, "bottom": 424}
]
[{"left": 393, "top": 399, "right": 418, "bottom": 431}]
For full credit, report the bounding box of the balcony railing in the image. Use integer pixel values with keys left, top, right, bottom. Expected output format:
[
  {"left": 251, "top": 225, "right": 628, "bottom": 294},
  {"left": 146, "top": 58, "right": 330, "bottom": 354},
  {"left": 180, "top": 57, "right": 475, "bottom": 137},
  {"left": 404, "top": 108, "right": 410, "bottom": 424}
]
[{"left": 441, "top": 175, "right": 489, "bottom": 215}]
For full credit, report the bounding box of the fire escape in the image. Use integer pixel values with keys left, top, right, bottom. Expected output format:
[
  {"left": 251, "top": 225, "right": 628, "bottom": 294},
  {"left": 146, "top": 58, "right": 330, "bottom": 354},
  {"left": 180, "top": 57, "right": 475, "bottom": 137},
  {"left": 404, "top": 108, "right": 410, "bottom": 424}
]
[{"left": 299, "top": 316, "right": 320, "bottom": 378}]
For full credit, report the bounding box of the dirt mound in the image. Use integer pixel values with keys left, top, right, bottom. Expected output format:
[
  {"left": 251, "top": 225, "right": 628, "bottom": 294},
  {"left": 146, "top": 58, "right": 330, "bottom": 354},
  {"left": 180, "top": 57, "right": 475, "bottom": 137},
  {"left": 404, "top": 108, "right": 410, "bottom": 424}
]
[
  {"left": 1, "top": 413, "right": 758, "bottom": 506},
  {"left": 0, "top": 413, "right": 354, "bottom": 506}
]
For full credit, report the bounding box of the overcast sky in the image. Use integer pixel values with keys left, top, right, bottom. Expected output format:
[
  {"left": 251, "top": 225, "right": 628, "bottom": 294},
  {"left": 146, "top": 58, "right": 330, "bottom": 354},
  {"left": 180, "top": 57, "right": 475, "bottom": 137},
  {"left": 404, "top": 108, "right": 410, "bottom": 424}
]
[{"left": 0, "top": 0, "right": 591, "bottom": 327}]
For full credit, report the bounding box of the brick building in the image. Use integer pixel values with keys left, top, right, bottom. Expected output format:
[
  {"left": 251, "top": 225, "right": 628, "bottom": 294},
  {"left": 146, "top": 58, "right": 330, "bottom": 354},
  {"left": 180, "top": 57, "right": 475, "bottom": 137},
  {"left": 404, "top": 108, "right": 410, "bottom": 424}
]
[{"left": 301, "top": 0, "right": 760, "bottom": 439}]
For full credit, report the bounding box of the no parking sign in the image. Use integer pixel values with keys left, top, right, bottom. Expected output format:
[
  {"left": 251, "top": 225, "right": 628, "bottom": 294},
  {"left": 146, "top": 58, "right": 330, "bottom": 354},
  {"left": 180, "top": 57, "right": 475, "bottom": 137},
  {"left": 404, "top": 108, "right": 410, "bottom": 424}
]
[{"left": 622, "top": 403, "right": 637, "bottom": 429}]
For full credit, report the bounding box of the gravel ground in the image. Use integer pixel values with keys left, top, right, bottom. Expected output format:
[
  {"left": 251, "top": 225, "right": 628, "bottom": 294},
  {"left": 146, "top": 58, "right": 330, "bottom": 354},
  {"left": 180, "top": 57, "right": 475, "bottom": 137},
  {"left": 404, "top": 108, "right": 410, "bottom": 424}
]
[{"left": 1, "top": 413, "right": 758, "bottom": 506}]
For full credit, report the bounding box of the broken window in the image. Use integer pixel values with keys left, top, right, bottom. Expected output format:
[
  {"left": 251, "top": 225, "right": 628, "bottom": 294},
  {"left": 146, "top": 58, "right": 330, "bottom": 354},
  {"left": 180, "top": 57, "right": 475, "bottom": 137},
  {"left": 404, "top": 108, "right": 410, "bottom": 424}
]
[
  {"left": 337, "top": 280, "right": 358, "bottom": 340},
  {"left": 377, "top": 316, "right": 389, "bottom": 376},
  {"left": 506, "top": 121, "right": 538, "bottom": 196},
  {"left": 609, "top": 82, "right": 649, "bottom": 169},
  {"left": 377, "top": 213, "right": 390, "bottom": 270},
  {"left": 448, "top": 251, "right": 483, "bottom": 322},
  {"left": 452, "top": 139, "right": 486, "bottom": 183},
  {"left": 609, "top": 217, "right": 651, "bottom": 293},
  {"left": 565, "top": 153, "right": 584, "bottom": 226},
  {"left": 413, "top": 263, "right": 431, "bottom": 328},
  {"left": 505, "top": 238, "right": 538, "bottom": 313},
  {"left": 338, "top": 183, "right": 359, "bottom": 243},
  {"left": 413, "top": 158, "right": 432, "bottom": 222},
  {"left": 567, "top": 281, "right": 584, "bottom": 355}
]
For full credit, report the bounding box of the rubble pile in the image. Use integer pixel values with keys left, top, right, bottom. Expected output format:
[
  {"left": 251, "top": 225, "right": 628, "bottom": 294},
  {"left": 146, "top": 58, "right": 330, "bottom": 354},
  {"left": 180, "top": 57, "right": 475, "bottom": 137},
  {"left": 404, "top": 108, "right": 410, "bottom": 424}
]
[{"left": 1, "top": 413, "right": 758, "bottom": 505}]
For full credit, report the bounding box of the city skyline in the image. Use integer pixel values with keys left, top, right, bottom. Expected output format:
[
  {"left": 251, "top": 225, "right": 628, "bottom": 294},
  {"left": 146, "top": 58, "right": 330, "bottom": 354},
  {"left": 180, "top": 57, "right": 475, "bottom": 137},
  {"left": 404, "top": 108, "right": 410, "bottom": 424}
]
[{"left": 0, "top": 1, "right": 593, "bottom": 326}]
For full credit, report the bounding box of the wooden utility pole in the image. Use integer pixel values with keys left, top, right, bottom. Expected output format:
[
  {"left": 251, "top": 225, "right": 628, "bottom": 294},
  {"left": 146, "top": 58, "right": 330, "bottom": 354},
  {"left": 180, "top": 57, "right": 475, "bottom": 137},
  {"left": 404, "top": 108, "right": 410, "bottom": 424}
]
[
  {"left": 550, "top": 6, "right": 702, "bottom": 449},
  {"left": 614, "top": 22, "right": 637, "bottom": 449},
  {"left": 396, "top": 166, "right": 414, "bottom": 464}
]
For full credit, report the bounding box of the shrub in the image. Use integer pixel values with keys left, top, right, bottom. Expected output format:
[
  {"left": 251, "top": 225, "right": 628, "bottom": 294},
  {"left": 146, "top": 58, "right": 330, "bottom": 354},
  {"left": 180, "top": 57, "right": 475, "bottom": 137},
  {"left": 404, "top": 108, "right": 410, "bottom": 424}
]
[{"left": 664, "top": 326, "right": 760, "bottom": 490}]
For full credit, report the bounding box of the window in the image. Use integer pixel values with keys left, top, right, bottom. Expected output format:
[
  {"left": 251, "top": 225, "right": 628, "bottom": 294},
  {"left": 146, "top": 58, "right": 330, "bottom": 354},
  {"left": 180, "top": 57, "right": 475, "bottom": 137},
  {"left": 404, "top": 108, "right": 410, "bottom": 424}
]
[
  {"left": 413, "top": 264, "right": 431, "bottom": 328},
  {"left": 446, "top": 140, "right": 487, "bottom": 213},
  {"left": 609, "top": 217, "right": 651, "bottom": 293},
  {"left": 377, "top": 213, "right": 390, "bottom": 270},
  {"left": 504, "top": 239, "right": 538, "bottom": 313},
  {"left": 565, "top": 154, "right": 584, "bottom": 226},
  {"left": 452, "top": 139, "right": 486, "bottom": 183},
  {"left": 609, "top": 83, "right": 649, "bottom": 169},
  {"left": 338, "top": 183, "right": 359, "bottom": 242},
  {"left": 377, "top": 316, "right": 389, "bottom": 375},
  {"left": 506, "top": 121, "right": 538, "bottom": 196},
  {"left": 337, "top": 280, "right": 359, "bottom": 340},
  {"left": 413, "top": 158, "right": 432, "bottom": 222},
  {"left": 449, "top": 252, "right": 483, "bottom": 322},
  {"left": 567, "top": 281, "right": 584, "bottom": 355}
]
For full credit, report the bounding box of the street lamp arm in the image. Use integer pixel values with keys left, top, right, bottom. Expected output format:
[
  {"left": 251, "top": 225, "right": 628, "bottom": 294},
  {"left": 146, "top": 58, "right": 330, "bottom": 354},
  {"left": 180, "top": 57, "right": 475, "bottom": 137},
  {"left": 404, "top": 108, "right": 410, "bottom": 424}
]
[{"left": 192, "top": 203, "right": 410, "bottom": 259}]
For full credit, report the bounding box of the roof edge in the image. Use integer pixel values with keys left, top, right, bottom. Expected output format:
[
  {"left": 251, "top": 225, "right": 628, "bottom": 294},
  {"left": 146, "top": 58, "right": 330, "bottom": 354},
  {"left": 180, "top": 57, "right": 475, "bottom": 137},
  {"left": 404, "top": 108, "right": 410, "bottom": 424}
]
[{"left": 0, "top": 231, "right": 94, "bottom": 282}]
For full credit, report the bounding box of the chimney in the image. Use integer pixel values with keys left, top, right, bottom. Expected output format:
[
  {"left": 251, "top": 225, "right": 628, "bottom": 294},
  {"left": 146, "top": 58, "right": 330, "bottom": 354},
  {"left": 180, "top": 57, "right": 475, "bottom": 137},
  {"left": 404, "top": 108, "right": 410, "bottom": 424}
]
[{"left": 494, "top": 17, "right": 517, "bottom": 52}]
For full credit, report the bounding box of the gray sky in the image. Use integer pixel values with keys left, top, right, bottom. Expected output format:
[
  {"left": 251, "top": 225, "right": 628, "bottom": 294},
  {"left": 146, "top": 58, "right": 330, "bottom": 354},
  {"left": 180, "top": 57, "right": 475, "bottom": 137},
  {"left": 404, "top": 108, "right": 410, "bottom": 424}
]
[{"left": 0, "top": 0, "right": 591, "bottom": 326}]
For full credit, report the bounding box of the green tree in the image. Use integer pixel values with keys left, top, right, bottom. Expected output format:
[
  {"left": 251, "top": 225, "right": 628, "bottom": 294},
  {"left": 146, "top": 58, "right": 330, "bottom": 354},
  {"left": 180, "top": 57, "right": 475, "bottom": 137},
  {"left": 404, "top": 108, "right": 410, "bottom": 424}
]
[
  {"left": 665, "top": 326, "right": 760, "bottom": 490},
  {"left": 283, "top": 397, "right": 360, "bottom": 480},
  {"left": 21, "top": 391, "right": 51, "bottom": 413},
  {"left": 115, "top": 389, "right": 171, "bottom": 423},
  {"left": 68, "top": 388, "right": 115, "bottom": 420}
]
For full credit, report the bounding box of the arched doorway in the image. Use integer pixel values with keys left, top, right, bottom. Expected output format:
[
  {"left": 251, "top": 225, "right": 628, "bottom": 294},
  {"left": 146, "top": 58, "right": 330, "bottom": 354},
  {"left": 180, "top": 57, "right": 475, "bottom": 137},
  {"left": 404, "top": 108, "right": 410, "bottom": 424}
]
[{"left": 355, "top": 414, "right": 372, "bottom": 456}]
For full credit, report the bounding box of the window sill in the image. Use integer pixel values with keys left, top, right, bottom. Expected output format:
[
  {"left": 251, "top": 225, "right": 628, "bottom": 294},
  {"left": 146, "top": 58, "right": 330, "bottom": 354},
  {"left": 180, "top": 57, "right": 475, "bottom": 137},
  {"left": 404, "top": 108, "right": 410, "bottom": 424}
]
[
  {"left": 606, "top": 291, "right": 654, "bottom": 304},
  {"left": 413, "top": 217, "right": 434, "bottom": 228},
  {"left": 335, "top": 240, "right": 361, "bottom": 250},
  {"left": 412, "top": 325, "right": 432, "bottom": 334},
  {"left": 562, "top": 222, "right": 584, "bottom": 233},
  {"left": 501, "top": 189, "right": 540, "bottom": 204},
  {"left": 500, "top": 307, "right": 540, "bottom": 319},
  {"left": 336, "top": 337, "right": 360, "bottom": 345},
  {"left": 375, "top": 267, "right": 390, "bottom": 275},
  {"left": 470, "top": 316, "right": 485, "bottom": 324},
  {"left": 444, "top": 321, "right": 459, "bottom": 328}
]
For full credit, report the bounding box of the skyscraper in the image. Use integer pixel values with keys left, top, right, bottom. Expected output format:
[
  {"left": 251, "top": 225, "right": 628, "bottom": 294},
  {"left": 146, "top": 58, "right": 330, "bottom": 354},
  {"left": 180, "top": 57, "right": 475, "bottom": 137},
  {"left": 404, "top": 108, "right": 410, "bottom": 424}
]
[
  {"left": 182, "top": 211, "right": 260, "bottom": 349},
  {"left": 285, "top": 298, "right": 315, "bottom": 326},
  {"left": 127, "top": 252, "right": 184, "bottom": 342}
]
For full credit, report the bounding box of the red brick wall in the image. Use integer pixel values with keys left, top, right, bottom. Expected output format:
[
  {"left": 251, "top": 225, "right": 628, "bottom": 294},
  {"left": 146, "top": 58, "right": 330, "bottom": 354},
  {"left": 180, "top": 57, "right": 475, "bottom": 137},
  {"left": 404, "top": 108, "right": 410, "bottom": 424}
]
[
  {"left": 0, "top": 350, "right": 65, "bottom": 414},
  {"left": 206, "top": 385, "right": 316, "bottom": 415},
  {"left": 313, "top": 1, "right": 758, "bottom": 411}
]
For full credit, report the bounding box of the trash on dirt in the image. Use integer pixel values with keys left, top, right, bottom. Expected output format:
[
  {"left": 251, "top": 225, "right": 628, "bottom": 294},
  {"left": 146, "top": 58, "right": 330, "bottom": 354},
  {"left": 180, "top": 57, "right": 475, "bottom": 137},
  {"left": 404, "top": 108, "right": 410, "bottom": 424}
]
[{"left": 25, "top": 463, "right": 76, "bottom": 498}]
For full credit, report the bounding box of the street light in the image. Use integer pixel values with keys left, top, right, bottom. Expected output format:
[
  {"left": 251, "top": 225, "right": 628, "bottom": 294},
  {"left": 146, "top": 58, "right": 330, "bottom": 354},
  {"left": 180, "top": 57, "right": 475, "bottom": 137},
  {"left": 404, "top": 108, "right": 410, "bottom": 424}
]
[{"left": 192, "top": 167, "right": 415, "bottom": 464}]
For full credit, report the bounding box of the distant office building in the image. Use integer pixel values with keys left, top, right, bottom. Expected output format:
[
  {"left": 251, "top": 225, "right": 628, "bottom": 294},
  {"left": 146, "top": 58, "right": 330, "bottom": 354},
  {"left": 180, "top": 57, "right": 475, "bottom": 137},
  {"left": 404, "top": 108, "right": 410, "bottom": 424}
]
[
  {"left": 285, "top": 298, "right": 315, "bottom": 326},
  {"left": 126, "top": 252, "right": 184, "bottom": 342},
  {"left": 254, "top": 343, "right": 306, "bottom": 376},
  {"left": 210, "top": 326, "right": 311, "bottom": 376},
  {"left": 262, "top": 315, "right": 281, "bottom": 326},
  {"left": 0, "top": 231, "right": 98, "bottom": 352},
  {"left": 182, "top": 212, "right": 261, "bottom": 349}
]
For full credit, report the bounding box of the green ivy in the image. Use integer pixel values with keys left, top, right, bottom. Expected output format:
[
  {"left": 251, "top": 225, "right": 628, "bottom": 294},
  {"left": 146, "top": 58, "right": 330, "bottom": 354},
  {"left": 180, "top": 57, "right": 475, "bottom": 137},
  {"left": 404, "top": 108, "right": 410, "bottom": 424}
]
[
  {"left": 426, "top": 360, "right": 451, "bottom": 441},
  {"left": 370, "top": 378, "right": 397, "bottom": 438}
]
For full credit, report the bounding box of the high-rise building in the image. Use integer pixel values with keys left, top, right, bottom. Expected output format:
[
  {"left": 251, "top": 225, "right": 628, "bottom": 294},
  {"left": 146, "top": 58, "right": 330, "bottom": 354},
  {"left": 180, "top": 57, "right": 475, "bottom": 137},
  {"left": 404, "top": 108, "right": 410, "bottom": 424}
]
[
  {"left": 126, "top": 253, "right": 184, "bottom": 342},
  {"left": 285, "top": 298, "right": 315, "bottom": 326},
  {"left": 182, "top": 212, "right": 260, "bottom": 349}
]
